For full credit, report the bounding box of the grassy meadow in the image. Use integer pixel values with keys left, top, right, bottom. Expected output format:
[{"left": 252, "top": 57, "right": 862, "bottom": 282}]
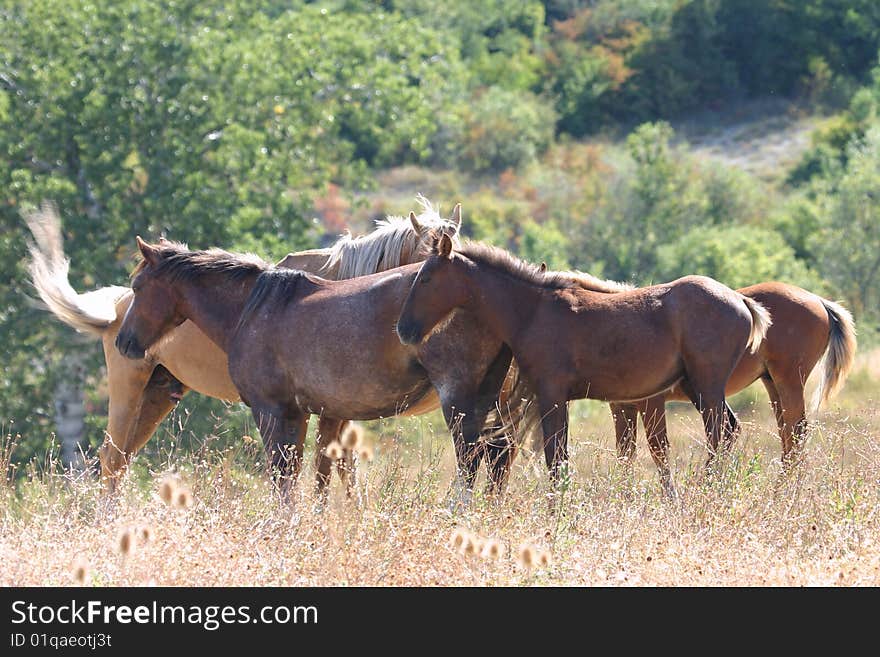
[{"left": 2, "top": 349, "right": 877, "bottom": 587}]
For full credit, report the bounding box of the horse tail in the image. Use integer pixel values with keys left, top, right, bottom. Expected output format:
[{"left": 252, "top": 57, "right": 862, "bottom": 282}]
[
  {"left": 812, "top": 298, "right": 857, "bottom": 411},
  {"left": 741, "top": 295, "right": 772, "bottom": 353},
  {"left": 24, "top": 201, "right": 127, "bottom": 336}
]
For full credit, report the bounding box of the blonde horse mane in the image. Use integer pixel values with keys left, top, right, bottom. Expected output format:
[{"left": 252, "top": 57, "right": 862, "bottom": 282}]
[
  {"left": 322, "top": 196, "right": 460, "bottom": 279},
  {"left": 562, "top": 270, "right": 635, "bottom": 293}
]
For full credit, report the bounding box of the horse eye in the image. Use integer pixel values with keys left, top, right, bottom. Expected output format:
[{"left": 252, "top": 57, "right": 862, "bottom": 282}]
[{"left": 420, "top": 275, "right": 430, "bottom": 285}]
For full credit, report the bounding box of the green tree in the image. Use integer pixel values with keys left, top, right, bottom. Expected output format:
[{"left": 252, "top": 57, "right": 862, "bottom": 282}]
[
  {"left": 809, "top": 124, "right": 880, "bottom": 322},
  {"left": 0, "top": 0, "right": 467, "bottom": 462},
  {"left": 656, "top": 225, "right": 825, "bottom": 291}
]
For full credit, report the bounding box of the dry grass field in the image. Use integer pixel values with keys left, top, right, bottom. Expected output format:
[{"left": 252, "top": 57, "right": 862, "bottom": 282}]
[{"left": 1, "top": 350, "right": 878, "bottom": 587}]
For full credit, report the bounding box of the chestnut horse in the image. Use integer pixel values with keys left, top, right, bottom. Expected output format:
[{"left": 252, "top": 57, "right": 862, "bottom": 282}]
[
  {"left": 609, "top": 282, "right": 856, "bottom": 489},
  {"left": 396, "top": 234, "right": 771, "bottom": 482},
  {"left": 114, "top": 237, "right": 530, "bottom": 500},
  {"left": 25, "top": 199, "right": 464, "bottom": 492}
]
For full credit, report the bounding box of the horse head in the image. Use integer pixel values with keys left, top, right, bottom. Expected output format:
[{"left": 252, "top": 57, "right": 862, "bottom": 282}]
[
  {"left": 115, "top": 237, "right": 187, "bottom": 359},
  {"left": 396, "top": 230, "right": 466, "bottom": 345}
]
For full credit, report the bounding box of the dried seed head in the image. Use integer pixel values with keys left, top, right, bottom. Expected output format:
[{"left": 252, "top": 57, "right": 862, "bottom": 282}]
[
  {"left": 71, "top": 559, "right": 89, "bottom": 585},
  {"left": 242, "top": 434, "right": 255, "bottom": 444},
  {"left": 158, "top": 477, "right": 177, "bottom": 505},
  {"left": 325, "top": 441, "right": 344, "bottom": 461},
  {"left": 357, "top": 445, "right": 374, "bottom": 462},
  {"left": 449, "top": 528, "right": 469, "bottom": 551},
  {"left": 175, "top": 489, "right": 193, "bottom": 509},
  {"left": 464, "top": 535, "right": 482, "bottom": 556},
  {"left": 118, "top": 528, "right": 135, "bottom": 556},
  {"left": 340, "top": 423, "right": 364, "bottom": 450},
  {"left": 518, "top": 544, "right": 536, "bottom": 569},
  {"left": 538, "top": 550, "right": 553, "bottom": 568},
  {"left": 481, "top": 539, "right": 504, "bottom": 560}
]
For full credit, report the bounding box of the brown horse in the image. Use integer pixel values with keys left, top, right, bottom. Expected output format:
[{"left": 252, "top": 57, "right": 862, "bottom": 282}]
[
  {"left": 114, "top": 236, "right": 529, "bottom": 500},
  {"left": 396, "top": 234, "right": 771, "bottom": 482},
  {"left": 25, "top": 199, "right": 463, "bottom": 492},
  {"left": 609, "top": 281, "right": 856, "bottom": 489}
]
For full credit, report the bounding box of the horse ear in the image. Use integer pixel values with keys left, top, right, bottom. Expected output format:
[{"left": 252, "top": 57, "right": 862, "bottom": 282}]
[
  {"left": 409, "top": 211, "right": 423, "bottom": 235},
  {"left": 451, "top": 203, "right": 462, "bottom": 231},
  {"left": 136, "top": 236, "right": 160, "bottom": 267},
  {"left": 438, "top": 232, "right": 454, "bottom": 259}
]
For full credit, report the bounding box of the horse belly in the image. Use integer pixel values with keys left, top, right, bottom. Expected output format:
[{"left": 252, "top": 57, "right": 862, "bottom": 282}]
[
  {"left": 279, "top": 328, "right": 432, "bottom": 419},
  {"left": 155, "top": 321, "right": 240, "bottom": 401},
  {"left": 574, "top": 361, "right": 684, "bottom": 403},
  {"left": 567, "top": 316, "right": 683, "bottom": 402},
  {"left": 292, "top": 375, "right": 435, "bottom": 420}
]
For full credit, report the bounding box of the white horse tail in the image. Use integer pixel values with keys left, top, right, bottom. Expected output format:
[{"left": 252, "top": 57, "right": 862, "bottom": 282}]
[
  {"left": 812, "top": 298, "right": 857, "bottom": 411},
  {"left": 742, "top": 295, "right": 772, "bottom": 353},
  {"left": 24, "top": 201, "right": 128, "bottom": 336}
]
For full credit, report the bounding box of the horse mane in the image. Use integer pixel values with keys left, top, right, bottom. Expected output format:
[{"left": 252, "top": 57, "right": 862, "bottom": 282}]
[
  {"left": 235, "top": 268, "right": 307, "bottom": 335},
  {"left": 132, "top": 241, "right": 270, "bottom": 284},
  {"left": 435, "top": 237, "right": 633, "bottom": 293},
  {"left": 322, "top": 196, "right": 458, "bottom": 279},
  {"left": 562, "top": 270, "right": 635, "bottom": 293}
]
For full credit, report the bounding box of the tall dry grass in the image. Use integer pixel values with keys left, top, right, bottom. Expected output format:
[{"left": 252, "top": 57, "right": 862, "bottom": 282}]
[{"left": 1, "top": 353, "right": 878, "bottom": 587}]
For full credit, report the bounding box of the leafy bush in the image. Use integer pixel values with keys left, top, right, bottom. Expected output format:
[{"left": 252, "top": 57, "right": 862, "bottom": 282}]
[
  {"left": 808, "top": 124, "right": 880, "bottom": 321},
  {"left": 450, "top": 87, "right": 556, "bottom": 173},
  {"left": 655, "top": 224, "right": 825, "bottom": 290}
]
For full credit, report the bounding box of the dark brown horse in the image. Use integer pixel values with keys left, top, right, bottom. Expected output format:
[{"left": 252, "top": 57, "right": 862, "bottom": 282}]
[
  {"left": 396, "top": 234, "right": 771, "bottom": 482},
  {"left": 115, "top": 238, "right": 527, "bottom": 500},
  {"left": 609, "top": 282, "right": 856, "bottom": 489}
]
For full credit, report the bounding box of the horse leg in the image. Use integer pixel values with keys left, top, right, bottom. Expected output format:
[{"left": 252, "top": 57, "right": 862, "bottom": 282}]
[
  {"left": 763, "top": 365, "right": 808, "bottom": 469},
  {"left": 484, "top": 435, "right": 516, "bottom": 495},
  {"left": 99, "top": 337, "right": 154, "bottom": 493},
  {"left": 641, "top": 395, "right": 675, "bottom": 497},
  {"left": 610, "top": 402, "right": 639, "bottom": 466},
  {"left": 335, "top": 420, "right": 357, "bottom": 498},
  {"left": 538, "top": 394, "right": 569, "bottom": 484},
  {"left": 313, "top": 416, "right": 348, "bottom": 497},
  {"left": 475, "top": 346, "right": 517, "bottom": 495},
  {"left": 678, "top": 379, "right": 727, "bottom": 469},
  {"left": 722, "top": 400, "right": 741, "bottom": 452},
  {"left": 253, "top": 405, "right": 308, "bottom": 502},
  {"left": 440, "top": 395, "right": 484, "bottom": 506},
  {"left": 122, "top": 366, "right": 187, "bottom": 458}
]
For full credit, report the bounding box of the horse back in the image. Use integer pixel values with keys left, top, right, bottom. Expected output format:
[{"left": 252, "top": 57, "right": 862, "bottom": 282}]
[{"left": 737, "top": 281, "right": 831, "bottom": 368}]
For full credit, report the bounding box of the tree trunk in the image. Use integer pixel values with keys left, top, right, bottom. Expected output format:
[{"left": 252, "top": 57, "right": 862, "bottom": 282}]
[{"left": 55, "top": 352, "right": 86, "bottom": 472}]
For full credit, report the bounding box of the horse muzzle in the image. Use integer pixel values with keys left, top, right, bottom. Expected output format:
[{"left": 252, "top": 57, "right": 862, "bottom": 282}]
[
  {"left": 115, "top": 330, "right": 146, "bottom": 360},
  {"left": 396, "top": 320, "right": 423, "bottom": 346}
]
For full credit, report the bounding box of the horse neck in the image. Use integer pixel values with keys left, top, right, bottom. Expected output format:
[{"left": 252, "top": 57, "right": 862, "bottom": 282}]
[
  {"left": 174, "top": 273, "right": 259, "bottom": 352},
  {"left": 461, "top": 260, "right": 543, "bottom": 346}
]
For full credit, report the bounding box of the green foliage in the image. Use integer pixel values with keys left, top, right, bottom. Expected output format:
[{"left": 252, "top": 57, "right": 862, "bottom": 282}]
[
  {"left": 548, "top": 41, "right": 625, "bottom": 136},
  {"left": 452, "top": 88, "right": 556, "bottom": 174},
  {"left": 655, "top": 225, "right": 824, "bottom": 291},
  {"left": 621, "top": 0, "right": 738, "bottom": 120},
  {"left": 390, "top": 0, "right": 547, "bottom": 90},
  {"left": 808, "top": 124, "right": 880, "bottom": 322},
  {"left": 578, "top": 122, "right": 766, "bottom": 282}
]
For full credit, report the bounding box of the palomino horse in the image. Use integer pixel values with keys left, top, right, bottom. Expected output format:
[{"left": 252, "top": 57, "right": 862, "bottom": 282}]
[
  {"left": 609, "top": 282, "right": 855, "bottom": 489},
  {"left": 114, "top": 237, "right": 530, "bottom": 500},
  {"left": 25, "top": 199, "right": 464, "bottom": 492},
  {"left": 396, "top": 233, "right": 771, "bottom": 483}
]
